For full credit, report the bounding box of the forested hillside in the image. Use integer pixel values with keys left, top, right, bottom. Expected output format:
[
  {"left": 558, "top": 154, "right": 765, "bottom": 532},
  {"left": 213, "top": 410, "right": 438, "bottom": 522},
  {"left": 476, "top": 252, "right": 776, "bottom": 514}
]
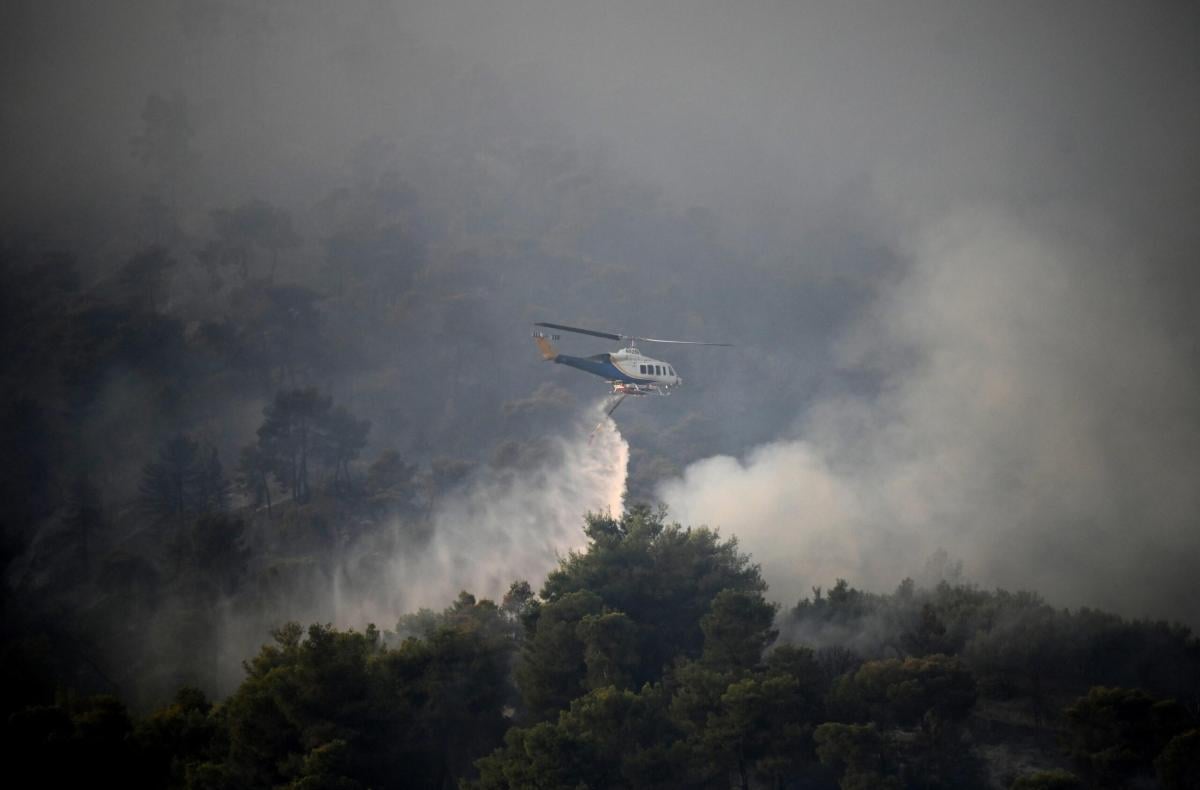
[{"left": 5, "top": 508, "right": 1198, "bottom": 788}]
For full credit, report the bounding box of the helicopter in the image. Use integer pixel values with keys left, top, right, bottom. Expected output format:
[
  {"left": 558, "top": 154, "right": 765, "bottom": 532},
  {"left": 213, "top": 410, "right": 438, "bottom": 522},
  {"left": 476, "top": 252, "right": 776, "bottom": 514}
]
[{"left": 531, "top": 321, "right": 731, "bottom": 420}]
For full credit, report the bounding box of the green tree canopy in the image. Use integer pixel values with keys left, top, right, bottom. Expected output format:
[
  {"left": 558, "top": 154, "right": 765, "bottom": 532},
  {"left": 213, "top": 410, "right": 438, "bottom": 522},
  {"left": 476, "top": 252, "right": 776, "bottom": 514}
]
[
  {"left": 537, "top": 506, "right": 767, "bottom": 691},
  {"left": 814, "top": 722, "right": 901, "bottom": 790},
  {"left": 700, "top": 589, "right": 778, "bottom": 672},
  {"left": 1063, "top": 686, "right": 1193, "bottom": 787},
  {"left": 257, "top": 388, "right": 332, "bottom": 503},
  {"left": 470, "top": 685, "right": 682, "bottom": 790},
  {"left": 1156, "top": 729, "right": 1200, "bottom": 790},
  {"left": 829, "top": 655, "right": 978, "bottom": 730},
  {"left": 196, "top": 595, "right": 514, "bottom": 789}
]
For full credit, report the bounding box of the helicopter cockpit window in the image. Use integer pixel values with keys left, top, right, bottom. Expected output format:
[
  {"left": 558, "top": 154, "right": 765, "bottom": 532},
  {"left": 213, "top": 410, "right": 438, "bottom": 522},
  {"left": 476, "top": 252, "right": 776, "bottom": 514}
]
[
  {"left": 639, "top": 364, "right": 647, "bottom": 374},
  {"left": 668, "top": 366, "right": 675, "bottom": 376}
]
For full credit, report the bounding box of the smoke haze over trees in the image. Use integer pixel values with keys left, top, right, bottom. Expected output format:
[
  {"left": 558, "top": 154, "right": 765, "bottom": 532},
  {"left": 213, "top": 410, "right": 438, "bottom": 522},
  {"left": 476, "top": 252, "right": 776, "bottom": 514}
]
[
  {"left": 4, "top": 0, "right": 1198, "bottom": 622},
  {"left": 2, "top": 1, "right": 1200, "bottom": 787}
]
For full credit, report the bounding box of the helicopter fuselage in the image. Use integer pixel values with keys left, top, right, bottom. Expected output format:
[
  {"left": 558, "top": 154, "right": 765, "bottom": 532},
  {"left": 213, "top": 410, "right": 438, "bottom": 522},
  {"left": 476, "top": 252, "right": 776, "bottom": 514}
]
[{"left": 553, "top": 346, "right": 681, "bottom": 392}]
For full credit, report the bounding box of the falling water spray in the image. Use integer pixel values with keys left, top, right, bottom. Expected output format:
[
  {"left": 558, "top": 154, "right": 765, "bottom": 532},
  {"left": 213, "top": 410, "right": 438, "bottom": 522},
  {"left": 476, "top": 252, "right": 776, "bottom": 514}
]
[{"left": 333, "top": 399, "right": 629, "bottom": 626}]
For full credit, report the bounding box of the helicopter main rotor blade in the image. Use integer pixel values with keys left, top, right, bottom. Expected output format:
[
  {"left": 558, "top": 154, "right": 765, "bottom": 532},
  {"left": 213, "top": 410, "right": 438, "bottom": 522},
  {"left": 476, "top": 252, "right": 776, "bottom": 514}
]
[
  {"left": 633, "top": 336, "right": 733, "bottom": 346},
  {"left": 534, "top": 322, "right": 623, "bottom": 341},
  {"left": 536, "top": 322, "right": 732, "bottom": 347}
]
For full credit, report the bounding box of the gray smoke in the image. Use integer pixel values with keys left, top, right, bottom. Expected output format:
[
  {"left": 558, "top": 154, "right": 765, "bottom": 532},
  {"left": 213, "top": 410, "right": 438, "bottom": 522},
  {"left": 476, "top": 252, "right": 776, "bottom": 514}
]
[{"left": 662, "top": 202, "right": 1200, "bottom": 623}]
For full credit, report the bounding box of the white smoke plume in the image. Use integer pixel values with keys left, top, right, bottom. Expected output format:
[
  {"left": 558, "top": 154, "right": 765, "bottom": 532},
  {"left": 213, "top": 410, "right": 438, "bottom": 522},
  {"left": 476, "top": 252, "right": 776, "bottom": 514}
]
[
  {"left": 661, "top": 205, "right": 1200, "bottom": 625},
  {"left": 333, "top": 402, "right": 629, "bottom": 626}
]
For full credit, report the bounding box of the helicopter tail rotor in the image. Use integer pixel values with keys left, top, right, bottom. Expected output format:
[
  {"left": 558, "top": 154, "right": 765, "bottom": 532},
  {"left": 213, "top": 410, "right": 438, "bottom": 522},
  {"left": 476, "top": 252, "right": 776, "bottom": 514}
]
[{"left": 532, "top": 332, "right": 559, "bottom": 361}]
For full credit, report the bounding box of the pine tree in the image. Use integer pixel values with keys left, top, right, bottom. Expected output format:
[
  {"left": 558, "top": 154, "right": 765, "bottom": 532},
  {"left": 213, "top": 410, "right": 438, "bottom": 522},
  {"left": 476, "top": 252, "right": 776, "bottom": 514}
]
[{"left": 139, "top": 435, "right": 201, "bottom": 519}]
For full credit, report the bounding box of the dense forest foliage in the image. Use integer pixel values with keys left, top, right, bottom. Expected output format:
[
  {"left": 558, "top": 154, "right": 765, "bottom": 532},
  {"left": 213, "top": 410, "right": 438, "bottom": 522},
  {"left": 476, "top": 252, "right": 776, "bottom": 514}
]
[{"left": 5, "top": 507, "right": 1198, "bottom": 789}]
